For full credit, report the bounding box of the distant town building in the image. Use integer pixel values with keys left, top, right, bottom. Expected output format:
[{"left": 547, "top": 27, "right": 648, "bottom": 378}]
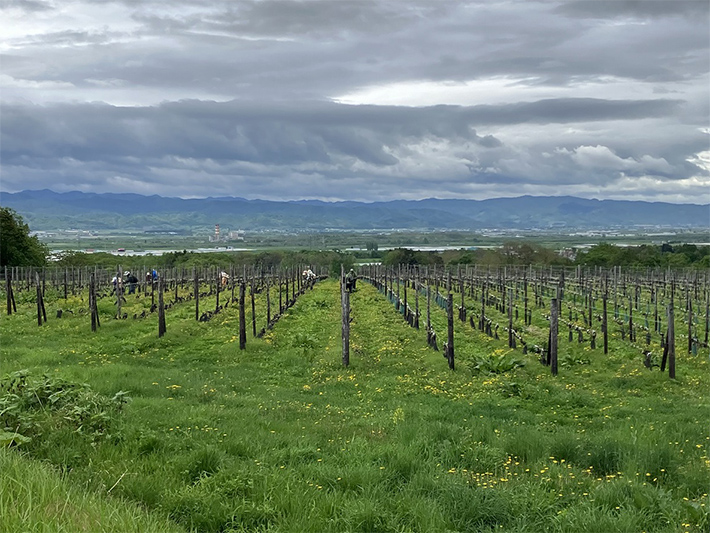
[{"left": 208, "top": 224, "right": 245, "bottom": 242}]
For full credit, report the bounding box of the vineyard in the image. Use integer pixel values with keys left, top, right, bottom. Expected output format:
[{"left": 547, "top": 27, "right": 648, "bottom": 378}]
[{"left": 1, "top": 263, "right": 709, "bottom": 532}]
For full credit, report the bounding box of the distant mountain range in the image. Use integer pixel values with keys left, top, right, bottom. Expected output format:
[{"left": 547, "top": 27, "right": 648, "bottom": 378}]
[{"left": 2, "top": 189, "right": 708, "bottom": 232}]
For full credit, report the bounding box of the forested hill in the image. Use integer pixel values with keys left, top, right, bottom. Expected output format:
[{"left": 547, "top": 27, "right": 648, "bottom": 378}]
[{"left": 2, "top": 189, "right": 708, "bottom": 231}]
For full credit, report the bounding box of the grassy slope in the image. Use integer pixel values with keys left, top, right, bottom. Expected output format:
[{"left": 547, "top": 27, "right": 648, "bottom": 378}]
[
  {"left": 0, "top": 449, "right": 184, "bottom": 533},
  {"left": 0, "top": 279, "right": 708, "bottom": 532}
]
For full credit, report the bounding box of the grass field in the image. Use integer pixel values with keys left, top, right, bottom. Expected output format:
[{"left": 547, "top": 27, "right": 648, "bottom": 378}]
[{"left": 1, "top": 278, "right": 708, "bottom": 532}]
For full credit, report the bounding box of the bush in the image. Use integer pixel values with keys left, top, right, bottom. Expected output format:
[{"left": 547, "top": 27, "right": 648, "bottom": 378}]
[
  {"left": 470, "top": 351, "right": 525, "bottom": 375},
  {"left": 0, "top": 370, "right": 129, "bottom": 450}
]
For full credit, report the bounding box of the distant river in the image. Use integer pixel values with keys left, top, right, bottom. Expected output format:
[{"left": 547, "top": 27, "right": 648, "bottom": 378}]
[{"left": 51, "top": 247, "right": 253, "bottom": 257}]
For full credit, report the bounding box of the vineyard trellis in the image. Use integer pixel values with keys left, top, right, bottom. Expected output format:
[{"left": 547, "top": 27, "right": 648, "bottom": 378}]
[
  {"left": 2, "top": 262, "right": 708, "bottom": 380},
  {"left": 357, "top": 263, "right": 709, "bottom": 379},
  {"left": 1, "top": 264, "right": 326, "bottom": 351}
]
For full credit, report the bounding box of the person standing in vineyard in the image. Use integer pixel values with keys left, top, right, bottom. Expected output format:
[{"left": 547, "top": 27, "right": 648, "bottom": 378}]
[
  {"left": 111, "top": 274, "right": 122, "bottom": 295},
  {"left": 346, "top": 268, "right": 357, "bottom": 292},
  {"left": 125, "top": 271, "right": 139, "bottom": 294}
]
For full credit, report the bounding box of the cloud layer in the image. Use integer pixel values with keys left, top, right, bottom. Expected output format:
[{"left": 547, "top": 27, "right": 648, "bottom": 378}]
[{"left": 1, "top": 0, "right": 708, "bottom": 203}]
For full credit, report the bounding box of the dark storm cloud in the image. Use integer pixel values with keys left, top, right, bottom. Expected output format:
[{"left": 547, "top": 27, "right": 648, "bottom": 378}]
[
  {"left": 1, "top": 99, "right": 503, "bottom": 165},
  {"left": 2, "top": 97, "right": 705, "bottom": 202},
  {"left": 0, "top": 0, "right": 708, "bottom": 202},
  {"left": 2, "top": 97, "right": 688, "bottom": 167}
]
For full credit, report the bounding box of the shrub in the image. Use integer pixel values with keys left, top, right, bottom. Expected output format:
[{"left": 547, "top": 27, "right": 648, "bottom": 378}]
[{"left": 0, "top": 370, "right": 129, "bottom": 450}]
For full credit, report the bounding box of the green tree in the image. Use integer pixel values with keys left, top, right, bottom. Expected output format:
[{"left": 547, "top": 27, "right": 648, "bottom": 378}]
[
  {"left": 0, "top": 207, "right": 48, "bottom": 267},
  {"left": 382, "top": 248, "right": 443, "bottom": 266},
  {"left": 575, "top": 243, "right": 621, "bottom": 267}
]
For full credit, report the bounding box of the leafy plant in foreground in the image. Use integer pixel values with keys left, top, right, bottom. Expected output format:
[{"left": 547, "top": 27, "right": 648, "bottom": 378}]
[
  {"left": 0, "top": 369, "right": 130, "bottom": 449},
  {"left": 470, "top": 350, "right": 525, "bottom": 375}
]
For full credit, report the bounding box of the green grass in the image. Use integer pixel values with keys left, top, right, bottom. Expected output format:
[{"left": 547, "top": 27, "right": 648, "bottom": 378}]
[
  {"left": 1, "top": 279, "right": 708, "bottom": 532},
  {"left": 0, "top": 448, "right": 184, "bottom": 533}
]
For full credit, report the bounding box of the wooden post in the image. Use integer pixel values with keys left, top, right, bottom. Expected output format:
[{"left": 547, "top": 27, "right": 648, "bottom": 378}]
[
  {"left": 704, "top": 294, "right": 709, "bottom": 345},
  {"left": 158, "top": 279, "right": 166, "bottom": 337},
  {"left": 6, "top": 268, "right": 15, "bottom": 315},
  {"left": 396, "top": 265, "right": 401, "bottom": 311},
  {"left": 89, "top": 273, "right": 95, "bottom": 331},
  {"left": 508, "top": 288, "right": 514, "bottom": 348},
  {"left": 687, "top": 297, "right": 692, "bottom": 354},
  {"left": 426, "top": 270, "right": 431, "bottom": 330},
  {"left": 403, "top": 268, "right": 408, "bottom": 321},
  {"left": 40, "top": 275, "right": 47, "bottom": 323},
  {"left": 35, "top": 273, "right": 45, "bottom": 326},
  {"left": 479, "top": 278, "right": 485, "bottom": 331},
  {"left": 90, "top": 272, "right": 97, "bottom": 332},
  {"left": 459, "top": 267, "right": 465, "bottom": 322},
  {"left": 550, "top": 297, "right": 558, "bottom": 376},
  {"left": 239, "top": 282, "right": 247, "bottom": 350},
  {"left": 116, "top": 266, "right": 122, "bottom": 319},
  {"left": 588, "top": 283, "right": 593, "bottom": 328},
  {"left": 446, "top": 272, "right": 454, "bottom": 370},
  {"left": 341, "top": 265, "right": 350, "bottom": 367},
  {"left": 500, "top": 267, "right": 505, "bottom": 315},
  {"left": 602, "top": 294, "right": 608, "bottom": 355},
  {"left": 390, "top": 267, "right": 395, "bottom": 302},
  {"left": 215, "top": 270, "right": 220, "bottom": 313},
  {"left": 524, "top": 272, "right": 529, "bottom": 325},
  {"left": 266, "top": 273, "right": 271, "bottom": 326},
  {"left": 414, "top": 269, "right": 419, "bottom": 329},
  {"left": 194, "top": 268, "right": 199, "bottom": 321},
  {"left": 230, "top": 265, "right": 236, "bottom": 302},
  {"left": 297, "top": 266, "right": 301, "bottom": 295},
  {"left": 251, "top": 275, "right": 257, "bottom": 337},
  {"left": 613, "top": 267, "right": 618, "bottom": 318},
  {"left": 668, "top": 298, "right": 675, "bottom": 379}
]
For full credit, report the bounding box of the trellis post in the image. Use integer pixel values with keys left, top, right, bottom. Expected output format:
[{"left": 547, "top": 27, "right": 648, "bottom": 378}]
[
  {"left": 550, "top": 297, "right": 559, "bottom": 376},
  {"left": 341, "top": 265, "right": 350, "bottom": 367},
  {"left": 239, "top": 281, "right": 247, "bottom": 350}
]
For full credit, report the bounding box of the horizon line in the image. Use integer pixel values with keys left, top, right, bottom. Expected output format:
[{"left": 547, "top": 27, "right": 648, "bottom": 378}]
[{"left": 2, "top": 189, "right": 708, "bottom": 207}]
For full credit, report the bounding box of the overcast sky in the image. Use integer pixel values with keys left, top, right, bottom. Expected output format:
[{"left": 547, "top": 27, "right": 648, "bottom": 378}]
[{"left": 1, "top": 0, "right": 709, "bottom": 203}]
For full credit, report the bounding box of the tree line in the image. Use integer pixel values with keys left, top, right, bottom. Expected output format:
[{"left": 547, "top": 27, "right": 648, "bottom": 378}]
[{"left": 380, "top": 242, "right": 709, "bottom": 268}]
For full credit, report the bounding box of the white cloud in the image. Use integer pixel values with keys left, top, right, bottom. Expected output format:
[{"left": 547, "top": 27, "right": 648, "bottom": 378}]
[{"left": 569, "top": 145, "right": 674, "bottom": 176}]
